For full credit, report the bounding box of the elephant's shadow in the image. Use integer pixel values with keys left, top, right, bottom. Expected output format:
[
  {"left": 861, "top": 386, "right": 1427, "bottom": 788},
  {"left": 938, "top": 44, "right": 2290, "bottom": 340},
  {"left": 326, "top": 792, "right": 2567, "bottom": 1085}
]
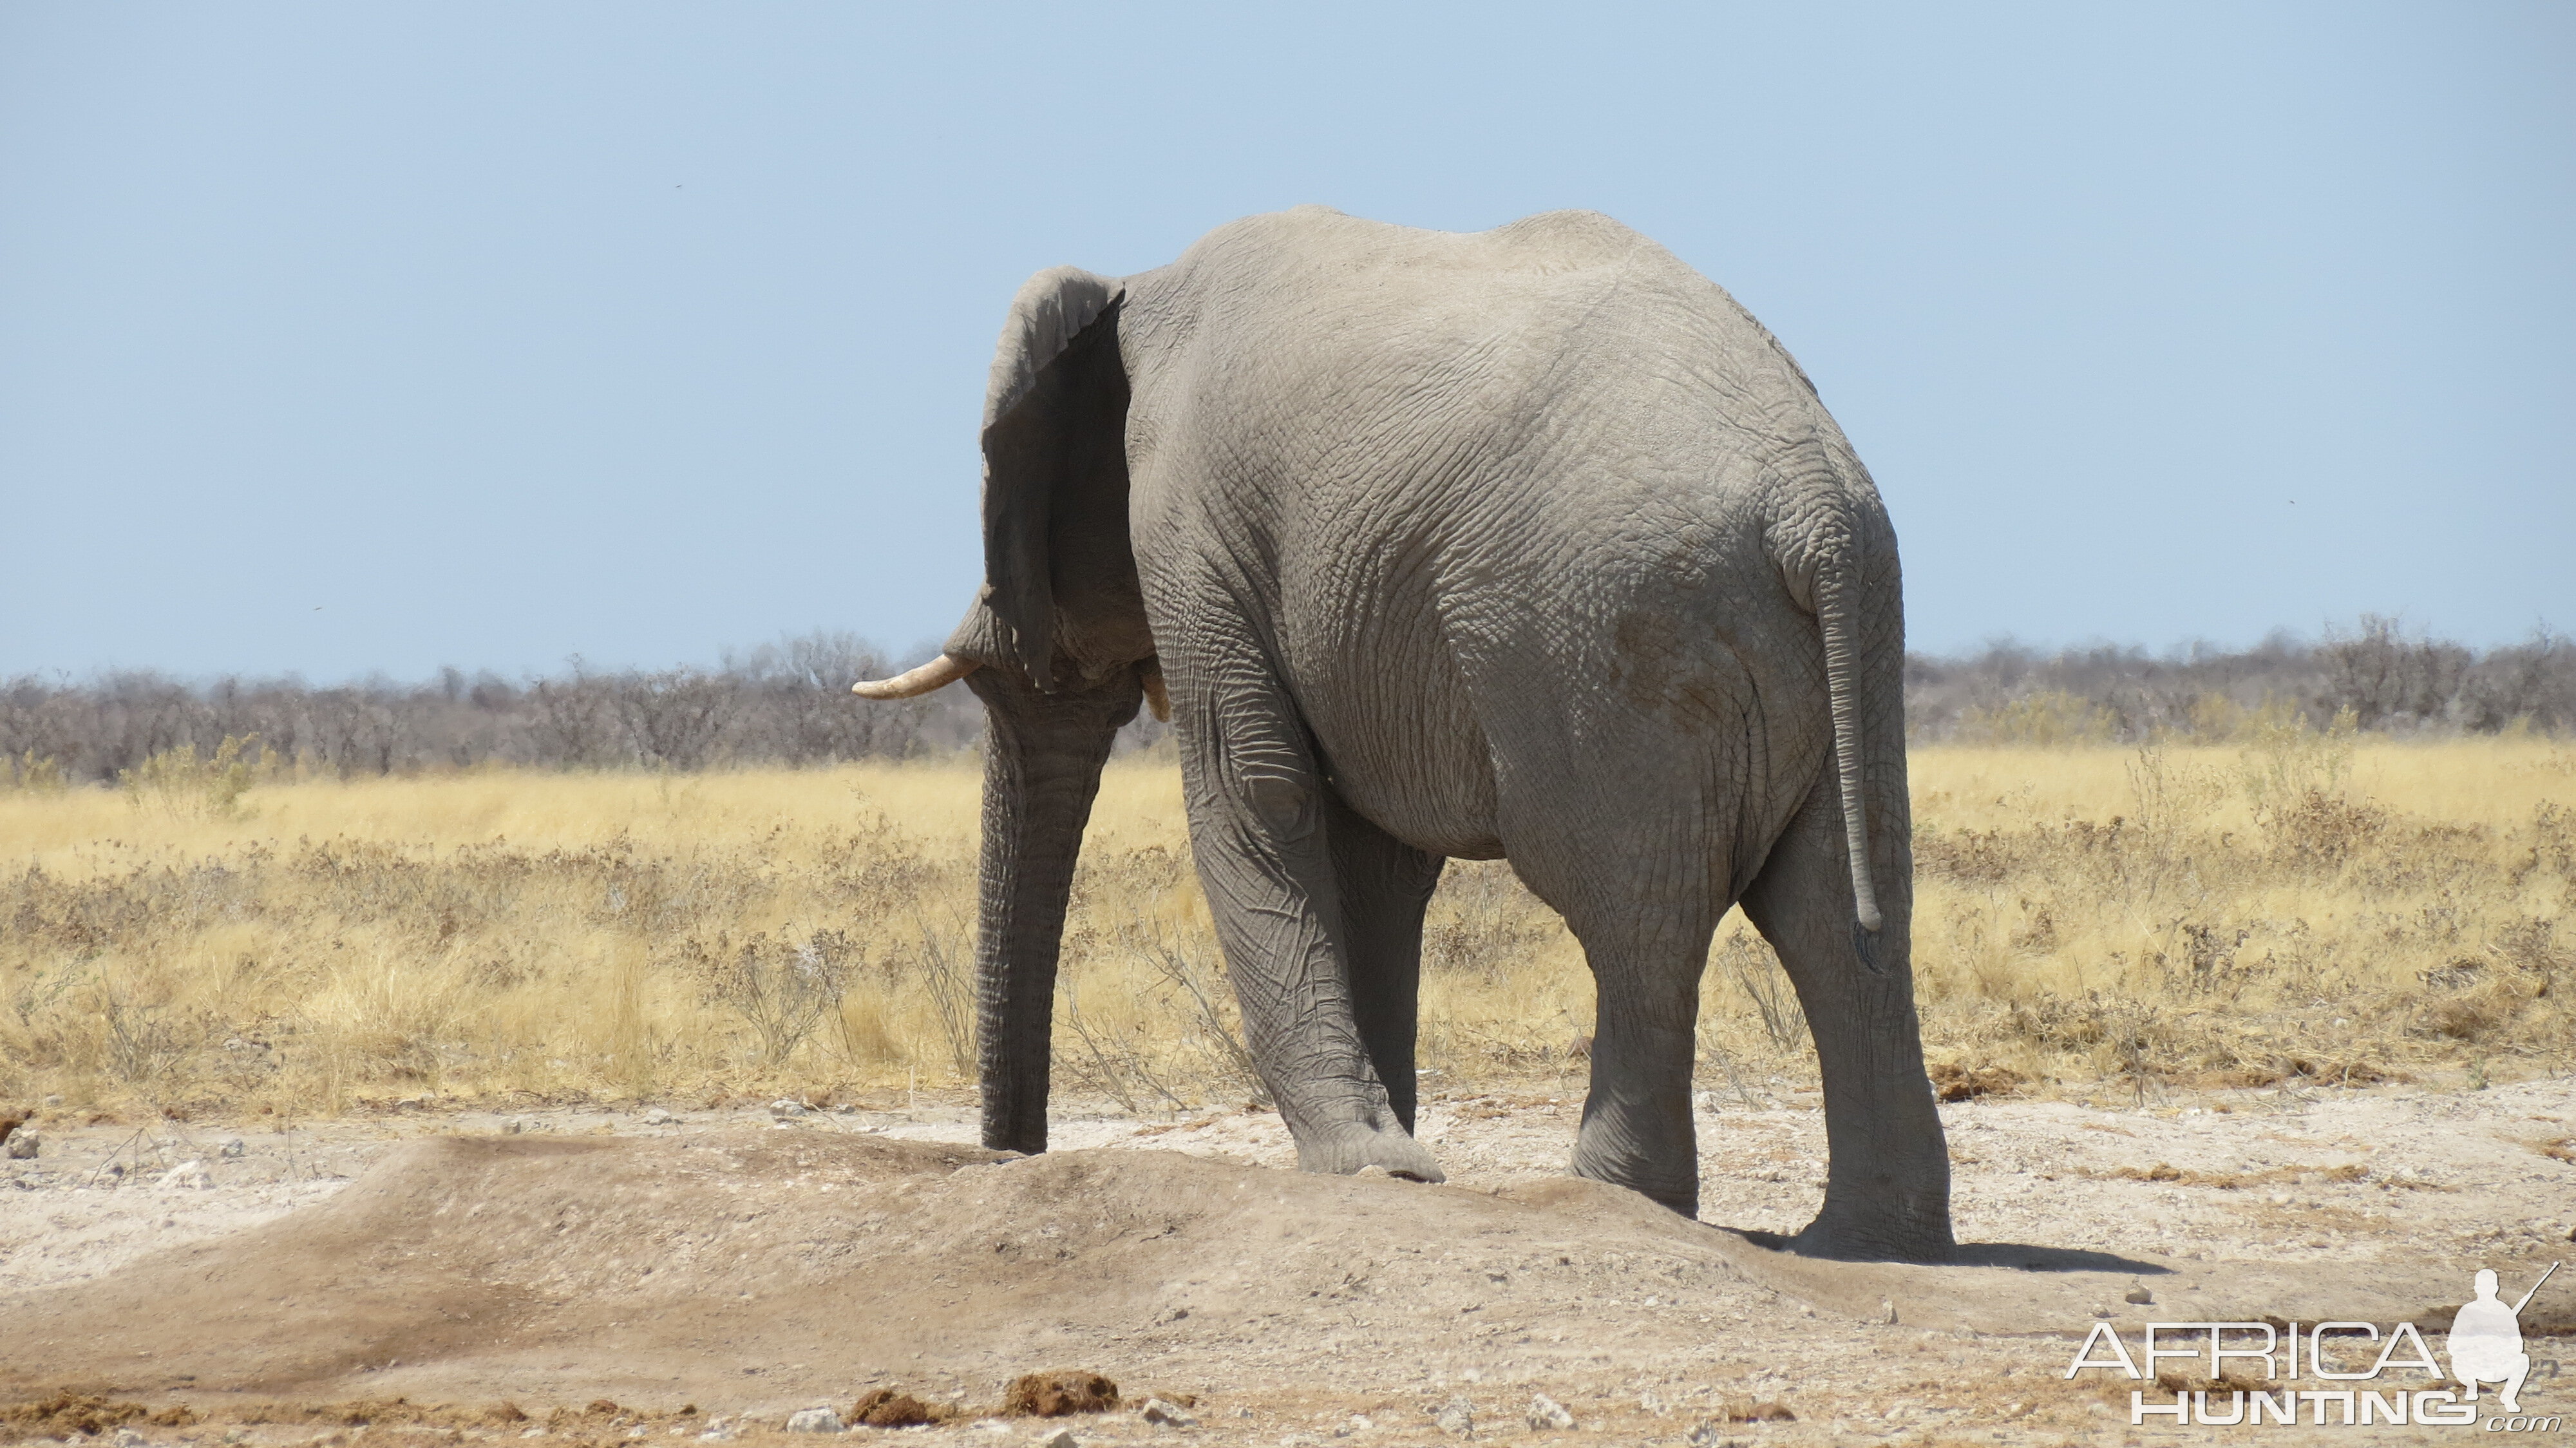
[
  {"left": 1732, "top": 1228, "right": 2171, "bottom": 1274},
  {"left": 1700, "top": 1228, "right": 2188, "bottom": 1336}
]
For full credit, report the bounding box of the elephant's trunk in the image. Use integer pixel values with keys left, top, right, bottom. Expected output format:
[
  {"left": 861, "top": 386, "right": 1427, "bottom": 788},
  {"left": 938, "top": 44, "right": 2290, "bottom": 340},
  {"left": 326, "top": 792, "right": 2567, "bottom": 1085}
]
[{"left": 964, "top": 666, "right": 1142, "bottom": 1154}]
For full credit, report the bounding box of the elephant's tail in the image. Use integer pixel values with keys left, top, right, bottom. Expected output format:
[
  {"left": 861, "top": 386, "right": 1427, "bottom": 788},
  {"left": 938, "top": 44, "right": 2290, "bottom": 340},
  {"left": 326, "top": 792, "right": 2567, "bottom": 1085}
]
[{"left": 1814, "top": 533, "right": 1884, "bottom": 936}]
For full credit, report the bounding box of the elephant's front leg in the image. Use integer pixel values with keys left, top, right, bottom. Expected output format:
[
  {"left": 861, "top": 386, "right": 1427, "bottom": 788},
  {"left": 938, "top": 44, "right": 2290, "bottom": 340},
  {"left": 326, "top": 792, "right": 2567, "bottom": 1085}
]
[{"left": 1175, "top": 647, "right": 1446, "bottom": 1182}]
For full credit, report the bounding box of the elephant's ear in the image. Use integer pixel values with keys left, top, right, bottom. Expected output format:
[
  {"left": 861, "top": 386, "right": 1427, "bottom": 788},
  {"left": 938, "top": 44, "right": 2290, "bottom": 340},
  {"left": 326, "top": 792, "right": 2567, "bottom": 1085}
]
[{"left": 976, "top": 266, "right": 1139, "bottom": 689}]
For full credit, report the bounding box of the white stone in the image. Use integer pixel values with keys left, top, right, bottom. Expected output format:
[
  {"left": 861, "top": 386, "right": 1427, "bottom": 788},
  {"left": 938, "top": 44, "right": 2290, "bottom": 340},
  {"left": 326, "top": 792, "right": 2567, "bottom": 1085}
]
[
  {"left": 1034, "top": 1431, "right": 1079, "bottom": 1448},
  {"left": 158, "top": 1160, "right": 211, "bottom": 1190},
  {"left": 1432, "top": 1396, "right": 1474, "bottom": 1435},
  {"left": 219, "top": 1138, "right": 246, "bottom": 1158},
  {"left": 782, "top": 1409, "right": 842, "bottom": 1434},
  {"left": 1141, "top": 1398, "right": 1197, "bottom": 1427},
  {"left": 4, "top": 1130, "right": 35, "bottom": 1160},
  {"left": 1525, "top": 1395, "right": 1575, "bottom": 1431}
]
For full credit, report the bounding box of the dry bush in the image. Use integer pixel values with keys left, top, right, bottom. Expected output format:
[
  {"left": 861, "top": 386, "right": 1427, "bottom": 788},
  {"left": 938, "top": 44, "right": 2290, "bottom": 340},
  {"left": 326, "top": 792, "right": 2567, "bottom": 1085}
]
[
  {"left": 1908, "top": 735, "right": 2574, "bottom": 1101},
  {"left": 0, "top": 734, "right": 2568, "bottom": 1118}
]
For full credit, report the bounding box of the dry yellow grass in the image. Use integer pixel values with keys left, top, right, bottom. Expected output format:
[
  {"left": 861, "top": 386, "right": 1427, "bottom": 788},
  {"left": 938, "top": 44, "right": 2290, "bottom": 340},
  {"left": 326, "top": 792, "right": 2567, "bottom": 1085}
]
[{"left": 1, "top": 734, "right": 2568, "bottom": 1119}]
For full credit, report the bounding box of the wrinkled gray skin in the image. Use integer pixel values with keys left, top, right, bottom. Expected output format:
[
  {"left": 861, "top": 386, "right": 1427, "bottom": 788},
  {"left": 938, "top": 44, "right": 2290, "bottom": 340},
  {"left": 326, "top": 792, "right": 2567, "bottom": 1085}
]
[{"left": 874, "top": 207, "right": 1951, "bottom": 1262}]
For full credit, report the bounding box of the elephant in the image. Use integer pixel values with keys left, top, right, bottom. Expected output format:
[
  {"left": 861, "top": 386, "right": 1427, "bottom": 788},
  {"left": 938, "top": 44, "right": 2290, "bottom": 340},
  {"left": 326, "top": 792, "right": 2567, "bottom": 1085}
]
[{"left": 855, "top": 206, "right": 1953, "bottom": 1262}]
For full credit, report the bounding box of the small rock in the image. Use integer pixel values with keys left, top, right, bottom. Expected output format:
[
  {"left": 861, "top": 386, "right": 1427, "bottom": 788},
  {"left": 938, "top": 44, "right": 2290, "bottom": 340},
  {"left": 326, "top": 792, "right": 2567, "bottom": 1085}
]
[
  {"left": 4, "top": 1129, "right": 35, "bottom": 1160},
  {"left": 158, "top": 1159, "right": 211, "bottom": 1190},
  {"left": 219, "top": 1138, "right": 246, "bottom": 1158},
  {"left": 1683, "top": 1426, "right": 1743, "bottom": 1448},
  {"left": 643, "top": 1107, "right": 676, "bottom": 1125},
  {"left": 1343, "top": 1415, "right": 1374, "bottom": 1434},
  {"left": 1432, "top": 1396, "right": 1473, "bottom": 1435},
  {"left": 1034, "top": 1432, "right": 1078, "bottom": 1448},
  {"left": 1880, "top": 1299, "right": 1899, "bottom": 1325},
  {"left": 42, "top": 1094, "right": 61, "bottom": 1107},
  {"left": 115, "top": 1430, "right": 147, "bottom": 1448},
  {"left": 2125, "top": 1286, "right": 2155, "bottom": 1305},
  {"left": 770, "top": 1099, "right": 809, "bottom": 1118},
  {"left": 782, "top": 1408, "right": 843, "bottom": 1434},
  {"left": 1525, "top": 1395, "right": 1574, "bottom": 1431},
  {"left": 504, "top": 1119, "right": 524, "bottom": 1135},
  {"left": 1140, "top": 1399, "right": 1196, "bottom": 1428}
]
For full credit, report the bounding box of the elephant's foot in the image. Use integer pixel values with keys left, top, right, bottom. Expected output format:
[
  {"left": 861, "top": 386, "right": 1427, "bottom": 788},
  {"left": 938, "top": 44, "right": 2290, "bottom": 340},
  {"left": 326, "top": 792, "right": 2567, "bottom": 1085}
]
[
  {"left": 1784, "top": 1194, "right": 1956, "bottom": 1264},
  {"left": 1567, "top": 1154, "right": 1698, "bottom": 1219},
  {"left": 1296, "top": 1123, "right": 1446, "bottom": 1183}
]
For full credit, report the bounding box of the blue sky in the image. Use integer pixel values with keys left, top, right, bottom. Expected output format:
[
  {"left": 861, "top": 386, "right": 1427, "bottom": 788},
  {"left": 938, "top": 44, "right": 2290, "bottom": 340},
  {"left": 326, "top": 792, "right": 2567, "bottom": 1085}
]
[{"left": 3, "top": 3, "right": 2568, "bottom": 681}]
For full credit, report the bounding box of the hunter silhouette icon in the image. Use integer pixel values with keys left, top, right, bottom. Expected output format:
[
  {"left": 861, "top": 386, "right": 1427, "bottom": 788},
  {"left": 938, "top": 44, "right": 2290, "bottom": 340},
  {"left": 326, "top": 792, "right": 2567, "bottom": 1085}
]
[{"left": 2448, "top": 1262, "right": 2557, "bottom": 1414}]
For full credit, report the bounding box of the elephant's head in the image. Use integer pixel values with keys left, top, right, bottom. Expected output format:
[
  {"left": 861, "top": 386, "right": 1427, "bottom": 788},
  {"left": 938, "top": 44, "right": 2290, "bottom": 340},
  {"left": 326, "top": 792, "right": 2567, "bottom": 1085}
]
[{"left": 851, "top": 267, "right": 1162, "bottom": 1153}]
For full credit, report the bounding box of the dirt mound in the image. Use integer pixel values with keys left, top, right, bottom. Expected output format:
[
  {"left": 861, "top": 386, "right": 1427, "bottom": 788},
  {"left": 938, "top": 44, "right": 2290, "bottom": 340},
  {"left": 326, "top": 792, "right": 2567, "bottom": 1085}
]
[
  {"left": 0, "top": 1123, "right": 2505, "bottom": 1428},
  {"left": 0, "top": 1128, "right": 1767, "bottom": 1410}
]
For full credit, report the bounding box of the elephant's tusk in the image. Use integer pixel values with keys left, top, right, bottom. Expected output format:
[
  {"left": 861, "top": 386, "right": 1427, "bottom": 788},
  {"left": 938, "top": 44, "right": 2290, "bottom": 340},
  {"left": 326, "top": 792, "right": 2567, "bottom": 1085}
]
[
  {"left": 1140, "top": 660, "right": 1171, "bottom": 723},
  {"left": 851, "top": 654, "right": 979, "bottom": 699}
]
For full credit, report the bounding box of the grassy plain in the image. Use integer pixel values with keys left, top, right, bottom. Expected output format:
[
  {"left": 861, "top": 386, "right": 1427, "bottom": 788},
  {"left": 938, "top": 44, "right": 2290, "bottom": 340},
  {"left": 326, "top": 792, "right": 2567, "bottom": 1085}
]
[{"left": 1, "top": 734, "right": 2568, "bottom": 1119}]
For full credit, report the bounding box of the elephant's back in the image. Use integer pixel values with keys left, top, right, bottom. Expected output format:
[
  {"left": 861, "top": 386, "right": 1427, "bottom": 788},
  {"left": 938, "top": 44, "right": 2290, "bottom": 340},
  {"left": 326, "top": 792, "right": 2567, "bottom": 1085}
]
[
  {"left": 1165, "top": 206, "right": 1709, "bottom": 329},
  {"left": 1144, "top": 207, "right": 1823, "bottom": 458},
  {"left": 1185, "top": 205, "right": 1667, "bottom": 278}
]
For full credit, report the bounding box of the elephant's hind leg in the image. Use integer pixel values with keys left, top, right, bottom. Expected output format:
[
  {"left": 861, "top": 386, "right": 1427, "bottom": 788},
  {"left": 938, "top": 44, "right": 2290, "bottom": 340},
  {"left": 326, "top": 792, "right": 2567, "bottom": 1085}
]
[
  {"left": 1499, "top": 788, "right": 1721, "bottom": 1215},
  {"left": 1562, "top": 913, "right": 1717, "bottom": 1217},
  {"left": 1323, "top": 792, "right": 1444, "bottom": 1134},
  {"left": 1173, "top": 640, "right": 1446, "bottom": 1182},
  {"left": 1739, "top": 786, "right": 1954, "bottom": 1262}
]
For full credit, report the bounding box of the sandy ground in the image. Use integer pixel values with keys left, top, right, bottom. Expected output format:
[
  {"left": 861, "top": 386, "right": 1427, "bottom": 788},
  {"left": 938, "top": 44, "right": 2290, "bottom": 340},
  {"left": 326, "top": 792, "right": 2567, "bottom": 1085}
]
[{"left": 2, "top": 1078, "right": 2571, "bottom": 1447}]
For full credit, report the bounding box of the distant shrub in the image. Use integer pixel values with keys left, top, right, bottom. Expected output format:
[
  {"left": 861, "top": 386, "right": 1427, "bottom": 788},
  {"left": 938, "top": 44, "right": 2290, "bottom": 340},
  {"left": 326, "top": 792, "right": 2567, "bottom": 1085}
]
[
  {"left": 118, "top": 734, "right": 263, "bottom": 819},
  {"left": 5, "top": 751, "right": 66, "bottom": 792},
  {"left": 1955, "top": 690, "right": 2117, "bottom": 747}
]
